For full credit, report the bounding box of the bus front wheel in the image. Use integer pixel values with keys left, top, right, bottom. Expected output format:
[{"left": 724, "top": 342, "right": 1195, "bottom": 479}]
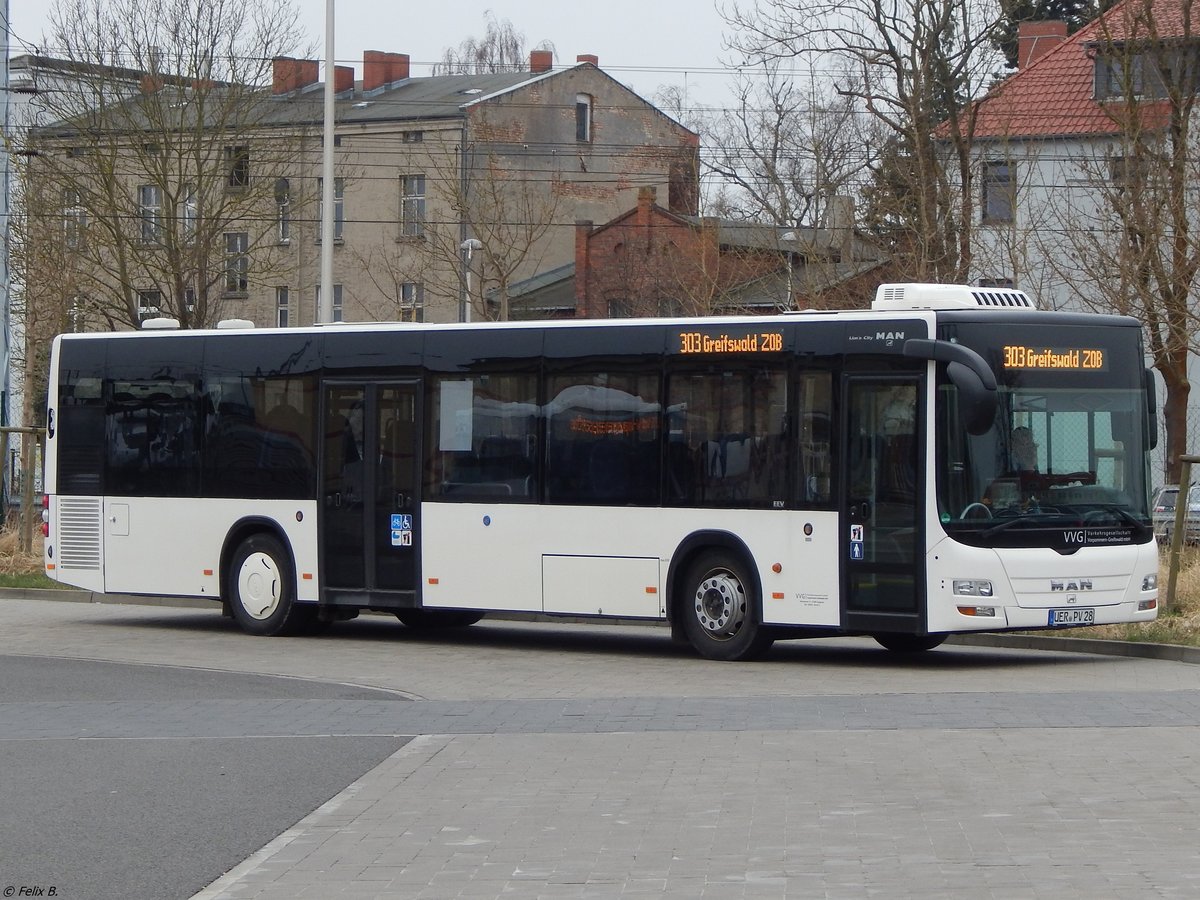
[
  {"left": 681, "top": 551, "right": 774, "bottom": 661},
  {"left": 228, "top": 534, "right": 309, "bottom": 636}
]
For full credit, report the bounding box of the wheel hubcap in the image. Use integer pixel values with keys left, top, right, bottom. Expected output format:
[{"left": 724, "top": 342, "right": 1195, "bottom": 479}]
[
  {"left": 238, "top": 552, "right": 281, "bottom": 620},
  {"left": 694, "top": 571, "right": 746, "bottom": 641}
]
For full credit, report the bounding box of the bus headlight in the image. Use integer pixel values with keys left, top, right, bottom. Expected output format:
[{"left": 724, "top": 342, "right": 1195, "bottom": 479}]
[
  {"left": 953, "top": 579, "right": 993, "bottom": 597},
  {"left": 1142, "top": 574, "right": 1157, "bottom": 592}
]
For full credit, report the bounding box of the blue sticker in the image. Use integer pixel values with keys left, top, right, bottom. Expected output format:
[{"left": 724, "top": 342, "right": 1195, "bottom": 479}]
[
  {"left": 391, "top": 514, "right": 412, "bottom": 530},
  {"left": 849, "top": 541, "right": 864, "bottom": 560}
]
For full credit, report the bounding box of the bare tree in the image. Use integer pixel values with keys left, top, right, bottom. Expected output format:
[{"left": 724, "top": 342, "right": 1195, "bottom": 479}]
[
  {"left": 432, "top": 12, "right": 555, "bottom": 75},
  {"left": 723, "top": 0, "right": 1005, "bottom": 280},
  {"left": 1029, "top": 2, "right": 1200, "bottom": 481},
  {"left": 702, "top": 59, "right": 873, "bottom": 229},
  {"left": 24, "top": 0, "right": 308, "bottom": 329}
]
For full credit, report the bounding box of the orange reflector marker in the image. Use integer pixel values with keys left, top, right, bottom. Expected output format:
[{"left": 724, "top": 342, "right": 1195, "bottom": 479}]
[
  {"left": 302, "top": 573, "right": 313, "bottom": 581},
  {"left": 428, "top": 577, "right": 439, "bottom": 585},
  {"left": 645, "top": 586, "right": 657, "bottom": 594},
  {"left": 772, "top": 592, "right": 785, "bottom": 600},
  {"left": 46, "top": 563, "right": 55, "bottom": 571},
  {"left": 203, "top": 569, "right": 213, "bottom": 577},
  {"left": 771, "top": 563, "right": 782, "bottom": 573}
]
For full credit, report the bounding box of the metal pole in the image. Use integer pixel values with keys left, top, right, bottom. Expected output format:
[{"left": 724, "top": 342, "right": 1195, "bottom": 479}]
[
  {"left": 317, "top": 0, "right": 336, "bottom": 324},
  {"left": 1165, "top": 454, "right": 1200, "bottom": 614}
]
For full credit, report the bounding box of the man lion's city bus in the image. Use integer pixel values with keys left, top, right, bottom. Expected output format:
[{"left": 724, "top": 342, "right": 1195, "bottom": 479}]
[{"left": 42, "top": 283, "right": 1160, "bottom": 660}]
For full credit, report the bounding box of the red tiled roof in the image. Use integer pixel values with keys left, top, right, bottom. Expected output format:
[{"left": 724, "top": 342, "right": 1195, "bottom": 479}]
[{"left": 972, "top": 0, "right": 1200, "bottom": 140}]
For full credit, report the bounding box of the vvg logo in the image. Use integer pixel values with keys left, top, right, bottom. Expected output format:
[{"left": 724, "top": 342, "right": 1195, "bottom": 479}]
[{"left": 1063, "top": 530, "right": 1086, "bottom": 544}]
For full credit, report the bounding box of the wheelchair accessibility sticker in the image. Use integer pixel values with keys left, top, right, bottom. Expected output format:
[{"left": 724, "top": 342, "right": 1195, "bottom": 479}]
[{"left": 391, "top": 514, "right": 413, "bottom": 547}]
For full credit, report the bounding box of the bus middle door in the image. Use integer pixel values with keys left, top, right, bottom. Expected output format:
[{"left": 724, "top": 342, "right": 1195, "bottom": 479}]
[
  {"left": 321, "top": 381, "right": 420, "bottom": 603},
  {"left": 842, "top": 374, "right": 925, "bottom": 634}
]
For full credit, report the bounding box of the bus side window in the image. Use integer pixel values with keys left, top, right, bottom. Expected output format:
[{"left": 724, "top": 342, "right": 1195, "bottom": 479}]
[{"left": 797, "top": 372, "right": 833, "bottom": 505}]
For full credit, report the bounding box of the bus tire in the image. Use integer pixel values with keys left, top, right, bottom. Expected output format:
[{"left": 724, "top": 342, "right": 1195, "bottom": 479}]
[
  {"left": 396, "top": 609, "right": 484, "bottom": 628},
  {"left": 228, "top": 533, "right": 308, "bottom": 636},
  {"left": 681, "top": 551, "right": 773, "bottom": 661},
  {"left": 874, "top": 633, "right": 947, "bottom": 653}
]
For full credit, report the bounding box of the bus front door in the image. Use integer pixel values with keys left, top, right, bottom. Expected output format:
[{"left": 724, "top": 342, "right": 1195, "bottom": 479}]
[
  {"left": 842, "top": 375, "right": 925, "bottom": 634},
  {"left": 322, "top": 382, "right": 420, "bottom": 602}
]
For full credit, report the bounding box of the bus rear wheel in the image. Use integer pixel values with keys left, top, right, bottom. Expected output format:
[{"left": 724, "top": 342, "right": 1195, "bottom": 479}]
[
  {"left": 228, "top": 534, "right": 310, "bottom": 636},
  {"left": 874, "top": 633, "right": 947, "bottom": 653},
  {"left": 681, "top": 551, "right": 774, "bottom": 661},
  {"left": 396, "top": 609, "right": 484, "bottom": 628}
]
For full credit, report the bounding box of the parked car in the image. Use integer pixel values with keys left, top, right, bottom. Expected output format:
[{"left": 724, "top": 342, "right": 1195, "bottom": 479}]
[{"left": 1152, "top": 484, "right": 1200, "bottom": 545}]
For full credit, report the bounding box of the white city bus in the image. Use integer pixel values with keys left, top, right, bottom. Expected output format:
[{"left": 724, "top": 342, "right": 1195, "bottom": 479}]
[{"left": 43, "top": 283, "right": 1160, "bottom": 660}]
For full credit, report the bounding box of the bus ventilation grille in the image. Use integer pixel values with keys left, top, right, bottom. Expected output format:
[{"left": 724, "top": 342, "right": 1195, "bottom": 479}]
[
  {"left": 970, "top": 289, "right": 1034, "bottom": 308},
  {"left": 58, "top": 498, "right": 102, "bottom": 570}
]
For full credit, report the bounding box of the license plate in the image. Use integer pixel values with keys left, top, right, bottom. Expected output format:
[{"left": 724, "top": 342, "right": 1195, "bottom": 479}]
[{"left": 1048, "top": 607, "right": 1095, "bottom": 626}]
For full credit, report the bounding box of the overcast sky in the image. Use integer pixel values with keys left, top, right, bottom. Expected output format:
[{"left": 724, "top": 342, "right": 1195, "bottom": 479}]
[{"left": 6, "top": 0, "right": 737, "bottom": 109}]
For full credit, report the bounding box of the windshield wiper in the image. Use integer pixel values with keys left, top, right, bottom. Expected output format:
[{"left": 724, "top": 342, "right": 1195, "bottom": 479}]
[{"left": 982, "top": 511, "right": 1071, "bottom": 539}]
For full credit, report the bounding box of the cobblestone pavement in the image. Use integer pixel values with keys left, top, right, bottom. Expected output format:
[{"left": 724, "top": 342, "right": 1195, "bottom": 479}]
[{"left": 3, "top": 598, "right": 1200, "bottom": 899}]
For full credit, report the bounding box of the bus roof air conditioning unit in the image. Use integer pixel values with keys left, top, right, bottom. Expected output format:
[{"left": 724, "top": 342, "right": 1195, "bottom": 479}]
[
  {"left": 141, "top": 317, "right": 180, "bottom": 330},
  {"left": 216, "top": 318, "right": 256, "bottom": 330},
  {"left": 873, "top": 283, "right": 1036, "bottom": 311}
]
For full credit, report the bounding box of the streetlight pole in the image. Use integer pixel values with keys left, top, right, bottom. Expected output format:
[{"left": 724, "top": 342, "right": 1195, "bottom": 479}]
[
  {"left": 779, "top": 231, "right": 797, "bottom": 311},
  {"left": 460, "top": 238, "right": 482, "bottom": 322}
]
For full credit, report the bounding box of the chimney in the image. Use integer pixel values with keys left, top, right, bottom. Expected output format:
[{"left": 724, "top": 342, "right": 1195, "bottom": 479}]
[
  {"left": 576, "top": 54, "right": 599, "bottom": 67},
  {"left": 1018, "top": 21, "right": 1067, "bottom": 70},
  {"left": 636, "top": 186, "right": 657, "bottom": 226},
  {"left": 388, "top": 52, "right": 410, "bottom": 82},
  {"left": 530, "top": 49, "right": 553, "bottom": 74},
  {"left": 272, "top": 57, "right": 319, "bottom": 95},
  {"left": 824, "top": 195, "right": 856, "bottom": 262},
  {"left": 364, "top": 51, "right": 411, "bottom": 91},
  {"left": 575, "top": 220, "right": 593, "bottom": 318},
  {"left": 335, "top": 64, "right": 354, "bottom": 94}
]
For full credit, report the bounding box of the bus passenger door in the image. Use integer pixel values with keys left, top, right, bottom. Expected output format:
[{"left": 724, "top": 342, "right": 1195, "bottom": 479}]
[
  {"left": 842, "top": 375, "right": 925, "bottom": 633},
  {"left": 321, "top": 382, "right": 420, "bottom": 599}
]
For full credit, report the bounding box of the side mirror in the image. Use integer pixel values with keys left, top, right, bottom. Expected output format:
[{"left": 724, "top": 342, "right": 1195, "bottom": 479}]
[
  {"left": 903, "top": 338, "right": 997, "bottom": 436},
  {"left": 946, "top": 361, "right": 996, "bottom": 435},
  {"left": 1144, "top": 368, "right": 1158, "bottom": 450}
]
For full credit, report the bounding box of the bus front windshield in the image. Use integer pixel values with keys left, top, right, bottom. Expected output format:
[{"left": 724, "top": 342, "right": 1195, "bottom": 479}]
[{"left": 936, "top": 380, "right": 1152, "bottom": 546}]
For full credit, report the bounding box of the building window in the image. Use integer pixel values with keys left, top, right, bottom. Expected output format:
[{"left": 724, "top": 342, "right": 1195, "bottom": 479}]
[
  {"left": 63, "top": 189, "right": 87, "bottom": 249},
  {"left": 276, "top": 286, "right": 290, "bottom": 327},
  {"left": 316, "top": 284, "right": 343, "bottom": 323},
  {"left": 400, "top": 282, "right": 424, "bottom": 322},
  {"left": 401, "top": 174, "right": 425, "bottom": 237},
  {"left": 275, "top": 178, "right": 291, "bottom": 243},
  {"left": 182, "top": 184, "right": 197, "bottom": 244},
  {"left": 137, "top": 289, "right": 162, "bottom": 323},
  {"left": 318, "top": 177, "right": 344, "bottom": 241},
  {"left": 978, "top": 277, "right": 1014, "bottom": 289},
  {"left": 607, "top": 297, "right": 632, "bottom": 318},
  {"left": 224, "top": 232, "right": 249, "bottom": 294},
  {"left": 184, "top": 287, "right": 196, "bottom": 316},
  {"left": 138, "top": 184, "right": 162, "bottom": 244},
  {"left": 226, "top": 145, "right": 250, "bottom": 188},
  {"left": 982, "top": 160, "right": 1015, "bottom": 224},
  {"left": 403, "top": 130, "right": 423, "bottom": 143},
  {"left": 576, "top": 93, "right": 593, "bottom": 142}
]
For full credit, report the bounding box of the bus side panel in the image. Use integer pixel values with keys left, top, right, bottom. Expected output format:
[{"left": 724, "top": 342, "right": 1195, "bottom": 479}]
[
  {"left": 420, "top": 503, "right": 841, "bottom": 627},
  {"left": 102, "top": 497, "right": 320, "bottom": 601}
]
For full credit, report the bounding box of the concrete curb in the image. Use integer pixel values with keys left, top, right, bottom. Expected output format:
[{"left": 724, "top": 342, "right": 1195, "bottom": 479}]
[{"left": 7, "top": 587, "right": 1199, "bottom": 665}]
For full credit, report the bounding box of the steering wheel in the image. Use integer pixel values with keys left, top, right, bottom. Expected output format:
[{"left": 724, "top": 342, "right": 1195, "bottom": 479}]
[{"left": 960, "top": 502, "right": 993, "bottom": 520}]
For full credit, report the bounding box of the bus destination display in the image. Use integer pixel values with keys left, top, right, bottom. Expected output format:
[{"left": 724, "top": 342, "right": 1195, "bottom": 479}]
[
  {"left": 1002, "top": 345, "right": 1107, "bottom": 371},
  {"left": 678, "top": 330, "right": 784, "bottom": 355}
]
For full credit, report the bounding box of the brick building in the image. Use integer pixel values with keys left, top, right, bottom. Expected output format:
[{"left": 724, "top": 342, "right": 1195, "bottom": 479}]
[{"left": 567, "top": 187, "right": 888, "bottom": 318}]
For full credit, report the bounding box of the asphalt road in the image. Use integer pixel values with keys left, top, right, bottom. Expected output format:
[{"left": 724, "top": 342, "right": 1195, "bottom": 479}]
[
  {"left": 3, "top": 598, "right": 1200, "bottom": 898},
  {"left": 0, "top": 655, "right": 409, "bottom": 900}
]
